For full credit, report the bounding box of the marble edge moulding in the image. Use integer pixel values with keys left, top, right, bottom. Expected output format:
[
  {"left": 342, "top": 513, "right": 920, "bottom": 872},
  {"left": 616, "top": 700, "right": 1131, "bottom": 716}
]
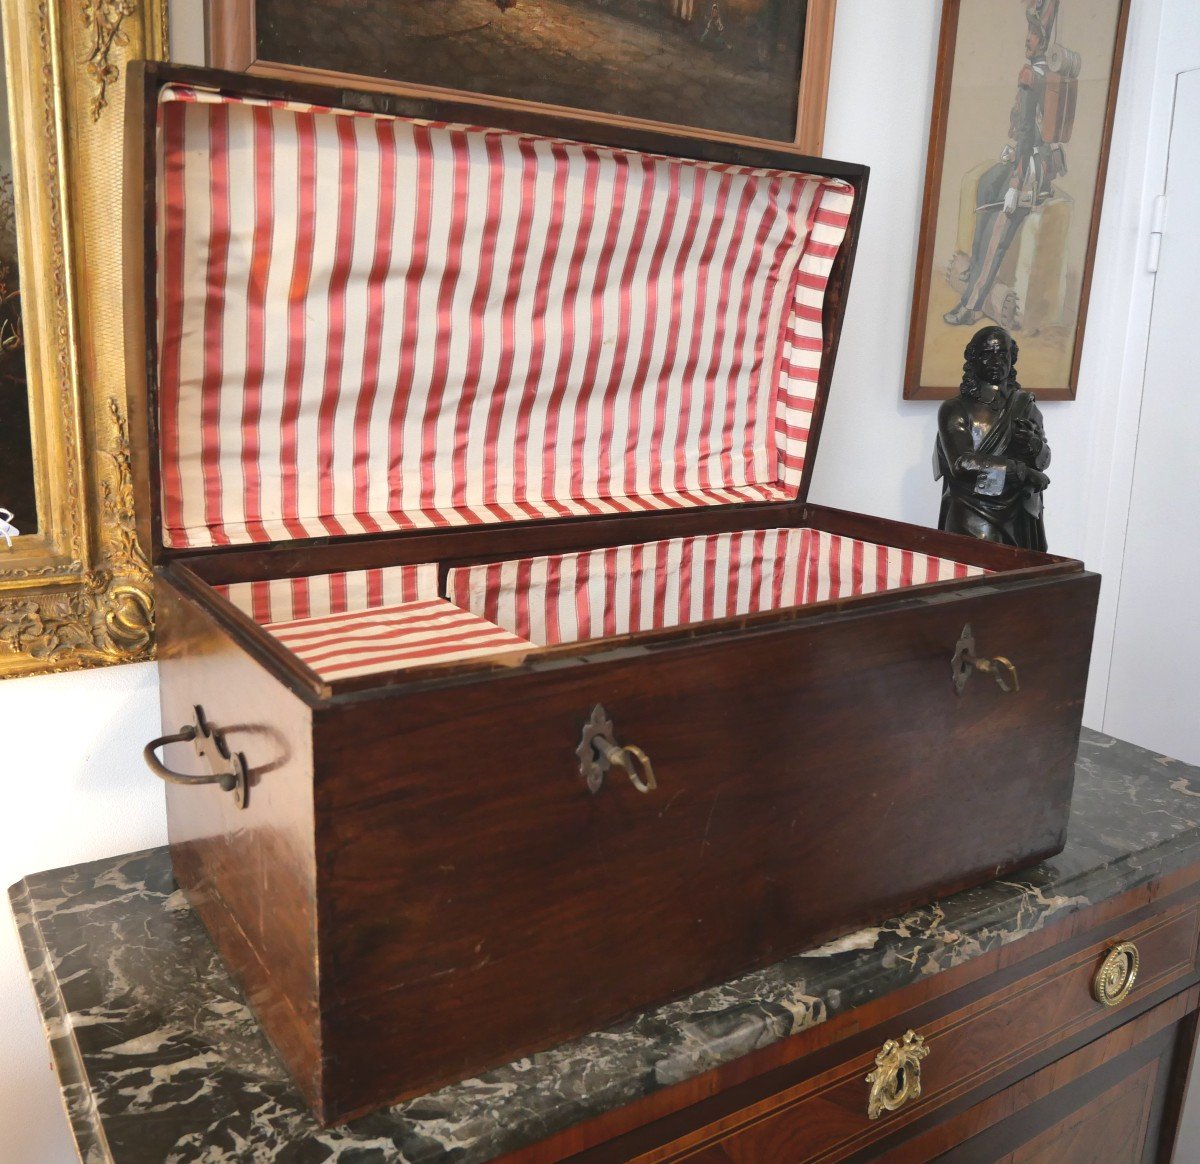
[{"left": 0, "top": 0, "right": 167, "bottom": 679}]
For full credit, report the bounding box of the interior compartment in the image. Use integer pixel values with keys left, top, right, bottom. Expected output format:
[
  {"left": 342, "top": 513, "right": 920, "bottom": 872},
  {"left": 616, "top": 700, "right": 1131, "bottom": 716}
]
[
  {"left": 202, "top": 524, "right": 987, "bottom": 678},
  {"left": 447, "top": 526, "right": 987, "bottom": 647}
]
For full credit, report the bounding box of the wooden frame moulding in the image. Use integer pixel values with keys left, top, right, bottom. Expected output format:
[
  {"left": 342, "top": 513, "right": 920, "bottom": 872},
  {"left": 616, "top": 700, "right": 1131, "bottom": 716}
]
[
  {"left": 903, "top": 0, "right": 1131, "bottom": 401},
  {"left": 206, "top": 0, "right": 838, "bottom": 155}
]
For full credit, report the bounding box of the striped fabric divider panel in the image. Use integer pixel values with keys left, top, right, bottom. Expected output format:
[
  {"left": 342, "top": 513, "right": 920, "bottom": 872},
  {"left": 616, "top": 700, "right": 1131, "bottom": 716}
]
[
  {"left": 212, "top": 563, "right": 437, "bottom": 625},
  {"left": 803, "top": 529, "right": 987, "bottom": 604},
  {"left": 446, "top": 528, "right": 810, "bottom": 647},
  {"left": 156, "top": 87, "right": 853, "bottom": 549},
  {"left": 263, "top": 598, "right": 534, "bottom": 681},
  {"left": 447, "top": 528, "right": 987, "bottom": 647}
]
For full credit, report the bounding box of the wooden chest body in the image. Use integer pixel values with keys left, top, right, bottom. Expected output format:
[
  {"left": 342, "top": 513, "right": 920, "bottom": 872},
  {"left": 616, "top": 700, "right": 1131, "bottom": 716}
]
[{"left": 125, "top": 63, "right": 1099, "bottom": 1124}]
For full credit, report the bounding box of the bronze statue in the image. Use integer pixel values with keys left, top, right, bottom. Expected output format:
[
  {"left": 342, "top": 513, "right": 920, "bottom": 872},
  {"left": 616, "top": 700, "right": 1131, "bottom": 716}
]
[{"left": 934, "top": 326, "right": 1049, "bottom": 551}]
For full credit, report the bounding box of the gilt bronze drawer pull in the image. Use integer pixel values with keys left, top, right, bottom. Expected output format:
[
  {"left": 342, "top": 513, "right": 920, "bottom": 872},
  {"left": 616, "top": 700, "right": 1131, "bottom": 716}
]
[
  {"left": 953, "top": 623, "right": 1020, "bottom": 695},
  {"left": 143, "top": 705, "right": 248, "bottom": 809},
  {"left": 577, "top": 704, "right": 657, "bottom": 794},
  {"left": 1093, "top": 941, "right": 1140, "bottom": 1007},
  {"left": 866, "top": 1030, "right": 929, "bottom": 1120}
]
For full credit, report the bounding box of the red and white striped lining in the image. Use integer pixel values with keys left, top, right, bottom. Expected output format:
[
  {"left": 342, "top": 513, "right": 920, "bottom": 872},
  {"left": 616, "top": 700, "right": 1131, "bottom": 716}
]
[
  {"left": 223, "top": 532, "right": 984, "bottom": 678},
  {"left": 775, "top": 187, "right": 854, "bottom": 487},
  {"left": 446, "top": 529, "right": 987, "bottom": 647},
  {"left": 446, "top": 528, "right": 808, "bottom": 645},
  {"left": 155, "top": 87, "right": 852, "bottom": 549},
  {"left": 212, "top": 564, "right": 437, "bottom": 624},
  {"left": 801, "top": 529, "right": 984, "bottom": 604},
  {"left": 263, "top": 599, "right": 533, "bottom": 681}
]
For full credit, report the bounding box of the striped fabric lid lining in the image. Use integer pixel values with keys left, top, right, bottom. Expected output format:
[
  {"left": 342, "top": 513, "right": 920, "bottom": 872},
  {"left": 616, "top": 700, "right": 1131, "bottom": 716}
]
[{"left": 155, "top": 87, "right": 854, "bottom": 549}]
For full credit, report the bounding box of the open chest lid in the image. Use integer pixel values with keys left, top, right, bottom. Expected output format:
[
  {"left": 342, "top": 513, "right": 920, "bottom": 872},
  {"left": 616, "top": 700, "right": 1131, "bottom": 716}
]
[{"left": 130, "top": 64, "right": 868, "bottom": 556}]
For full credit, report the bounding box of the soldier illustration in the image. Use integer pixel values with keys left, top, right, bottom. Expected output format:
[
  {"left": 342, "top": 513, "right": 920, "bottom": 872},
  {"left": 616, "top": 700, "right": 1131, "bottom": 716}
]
[
  {"left": 944, "top": 0, "right": 1076, "bottom": 327},
  {"left": 935, "top": 326, "right": 1050, "bottom": 551}
]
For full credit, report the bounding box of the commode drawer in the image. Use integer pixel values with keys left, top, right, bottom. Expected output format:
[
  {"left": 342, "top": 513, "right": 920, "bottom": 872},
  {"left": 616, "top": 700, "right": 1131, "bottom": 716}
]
[{"left": 625, "top": 902, "right": 1200, "bottom": 1162}]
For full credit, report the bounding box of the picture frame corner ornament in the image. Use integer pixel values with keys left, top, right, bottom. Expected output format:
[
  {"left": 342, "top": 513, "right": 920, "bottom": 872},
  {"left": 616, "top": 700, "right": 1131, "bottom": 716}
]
[
  {"left": 0, "top": 577, "right": 154, "bottom": 674},
  {"left": 79, "top": 0, "right": 140, "bottom": 123},
  {"left": 0, "top": 395, "right": 154, "bottom": 675}
]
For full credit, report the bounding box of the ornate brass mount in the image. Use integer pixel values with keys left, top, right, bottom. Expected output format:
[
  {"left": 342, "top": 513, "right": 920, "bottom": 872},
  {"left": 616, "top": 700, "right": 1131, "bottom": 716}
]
[
  {"left": 576, "top": 704, "right": 656, "bottom": 795},
  {"left": 865, "top": 1030, "right": 930, "bottom": 1120},
  {"left": 1093, "top": 941, "right": 1140, "bottom": 1007},
  {"left": 952, "top": 623, "right": 1020, "bottom": 695},
  {"left": 144, "top": 706, "right": 248, "bottom": 809}
]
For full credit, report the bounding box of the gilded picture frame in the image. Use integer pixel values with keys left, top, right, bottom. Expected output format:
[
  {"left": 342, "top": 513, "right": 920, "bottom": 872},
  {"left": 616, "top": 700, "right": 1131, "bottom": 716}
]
[
  {"left": 0, "top": 0, "right": 167, "bottom": 679},
  {"left": 904, "top": 0, "right": 1130, "bottom": 401}
]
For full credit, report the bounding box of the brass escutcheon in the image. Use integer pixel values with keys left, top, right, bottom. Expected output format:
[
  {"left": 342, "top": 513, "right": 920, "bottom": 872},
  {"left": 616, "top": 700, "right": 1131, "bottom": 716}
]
[
  {"left": 576, "top": 704, "right": 656, "bottom": 794},
  {"left": 953, "top": 623, "right": 1020, "bottom": 695},
  {"left": 866, "top": 1030, "right": 930, "bottom": 1120},
  {"left": 1093, "top": 941, "right": 1140, "bottom": 1007}
]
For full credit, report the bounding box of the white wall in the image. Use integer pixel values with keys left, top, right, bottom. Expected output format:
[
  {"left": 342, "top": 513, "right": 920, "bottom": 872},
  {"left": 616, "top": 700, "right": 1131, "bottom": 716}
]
[
  {"left": 0, "top": 12, "right": 200, "bottom": 1164},
  {"left": 0, "top": 2, "right": 1182, "bottom": 1160},
  {"left": 813, "top": 0, "right": 1169, "bottom": 728},
  {"left": 0, "top": 663, "right": 166, "bottom": 1164}
]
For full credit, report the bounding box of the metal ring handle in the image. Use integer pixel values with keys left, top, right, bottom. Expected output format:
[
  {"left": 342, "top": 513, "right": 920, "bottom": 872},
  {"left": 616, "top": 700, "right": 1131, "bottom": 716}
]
[
  {"left": 143, "top": 712, "right": 248, "bottom": 808},
  {"left": 1093, "top": 941, "right": 1139, "bottom": 1007},
  {"left": 144, "top": 729, "right": 239, "bottom": 791},
  {"left": 612, "top": 744, "right": 657, "bottom": 793},
  {"left": 144, "top": 727, "right": 222, "bottom": 786}
]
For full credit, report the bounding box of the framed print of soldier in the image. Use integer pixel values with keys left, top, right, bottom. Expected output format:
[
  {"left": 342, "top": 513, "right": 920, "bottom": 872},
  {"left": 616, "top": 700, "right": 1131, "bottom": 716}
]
[
  {"left": 904, "top": 0, "right": 1130, "bottom": 401},
  {"left": 206, "top": 0, "right": 837, "bottom": 152}
]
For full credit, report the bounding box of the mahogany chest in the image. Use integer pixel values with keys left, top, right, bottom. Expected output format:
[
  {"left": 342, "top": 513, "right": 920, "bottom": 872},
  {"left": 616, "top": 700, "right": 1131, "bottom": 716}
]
[{"left": 124, "top": 62, "right": 1099, "bottom": 1124}]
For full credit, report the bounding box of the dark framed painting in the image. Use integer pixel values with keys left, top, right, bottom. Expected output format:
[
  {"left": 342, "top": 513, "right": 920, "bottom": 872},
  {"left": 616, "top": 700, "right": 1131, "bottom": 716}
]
[
  {"left": 904, "top": 0, "right": 1130, "bottom": 401},
  {"left": 0, "top": 19, "right": 36, "bottom": 540},
  {"left": 208, "top": 0, "right": 837, "bottom": 151}
]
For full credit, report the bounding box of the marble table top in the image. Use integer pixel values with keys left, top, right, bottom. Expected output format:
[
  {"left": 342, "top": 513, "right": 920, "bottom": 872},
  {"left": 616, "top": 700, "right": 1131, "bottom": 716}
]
[{"left": 11, "top": 729, "right": 1200, "bottom": 1163}]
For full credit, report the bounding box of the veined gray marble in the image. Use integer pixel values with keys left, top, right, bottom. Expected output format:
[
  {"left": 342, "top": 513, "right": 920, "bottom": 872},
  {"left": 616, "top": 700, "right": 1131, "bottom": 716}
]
[{"left": 10, "top": 730, "right": 1200, "bottom": 1162}]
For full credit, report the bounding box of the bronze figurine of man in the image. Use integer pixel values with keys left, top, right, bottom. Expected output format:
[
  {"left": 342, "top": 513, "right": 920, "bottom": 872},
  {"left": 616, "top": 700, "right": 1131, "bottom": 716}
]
[{"left": 934, "top": 326, "right": 1050, "bottom": 551}]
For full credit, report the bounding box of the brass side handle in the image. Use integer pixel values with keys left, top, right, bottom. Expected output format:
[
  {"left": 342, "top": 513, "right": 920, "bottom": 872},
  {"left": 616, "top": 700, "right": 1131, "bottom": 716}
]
[
  {"left": 866, "top": 1030, "right": 929, "bottom": 1120},
  {"left": 576, "top": 705, "right": 656, "bottom": 794},
  {"left": 143, "top": 705, "right": 248, "bottom": 809},
  {"left": 1093, "top": 941, "right": 1139, "bottom": 1007},
  {"left": 953, "top": 623, "right": 1020, "bottom": 695}
]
